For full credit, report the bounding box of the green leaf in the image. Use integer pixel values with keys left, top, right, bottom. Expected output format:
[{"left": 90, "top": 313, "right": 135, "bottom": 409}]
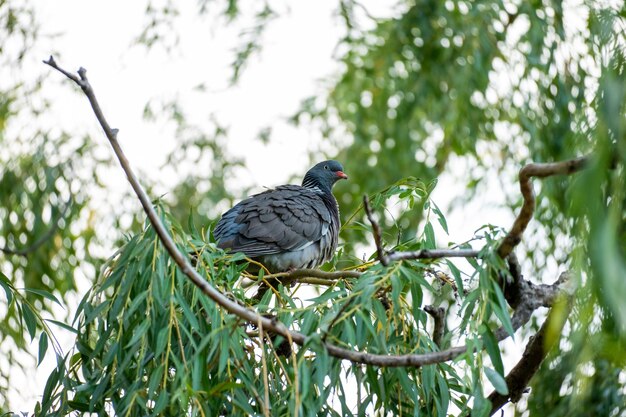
[
  {"left": 24, "top": 287, "right": 63, "bottom": 307},
  {"left": 68, "top": 400, "right": 91, "bottom": 412},
  {"left": 125, "top": 320, "right": 150, "bottom": 348},
  {"left": 445, "top": 260, "right": 464, "bottom": 295},
  {"left": 492, "top": 284, "right": 515, "bottom": 337},
  {"left": 423, "top": 222, "right": 436, "bottom": 249},
  {"left": 22, "top": 302, "right": 37, "bottom": 340},
  {"left": 431, "top": 201, "right": 448, "bottom": 234},
  {"left": 44, "top": 318, "right": 77, "bottom": 334},
  {"left": 484, "top": 367, "right": 508, "bottom": 395},
  {"left": 0, "top": 271, "right": 14, "bottom": 304},
  {"left": 38, "top": 331, "right": 48, "bottom": 366},
  {"left": 482, "top": 326, "right": 504, "bottom": 375}
]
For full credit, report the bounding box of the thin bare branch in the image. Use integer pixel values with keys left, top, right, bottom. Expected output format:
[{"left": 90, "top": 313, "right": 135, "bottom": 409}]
[
  {"left": 363, "top": 194, "right": 388, "bottom": 266},
  {"left": 44, "top": 57, "right": 568, "bottom": 369},
  {"left": 497, "top": 156, "right": 588, "bottom": 259}
]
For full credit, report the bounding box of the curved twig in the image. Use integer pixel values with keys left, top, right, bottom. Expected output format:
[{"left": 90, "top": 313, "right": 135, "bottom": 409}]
[
  {"left": 44, "top": 56, "right": 564, "bottom": 369},
  {"left": 497, "top": 156, "right": 588, "bottom": 259}
]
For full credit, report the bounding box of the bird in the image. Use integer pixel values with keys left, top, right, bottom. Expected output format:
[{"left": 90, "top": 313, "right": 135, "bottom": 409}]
[{"left": 213, "top": 160, "right": 347, "bottom": 273}]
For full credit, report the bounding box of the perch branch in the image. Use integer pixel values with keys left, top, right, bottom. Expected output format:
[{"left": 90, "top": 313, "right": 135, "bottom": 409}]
[
  {"left": 45, "top": 56, "right": 567, "bottom": 369},
  {"left": 497, "top": 156, "right": 588, "bottom": 259}
]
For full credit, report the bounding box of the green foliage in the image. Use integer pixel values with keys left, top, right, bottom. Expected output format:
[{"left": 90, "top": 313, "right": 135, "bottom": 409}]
[
  {"left": 35, "top": 193, "right": 516, "bottom": 416},
  {"left": 1, "top": 0, "right": 625, "bottom": 415}
]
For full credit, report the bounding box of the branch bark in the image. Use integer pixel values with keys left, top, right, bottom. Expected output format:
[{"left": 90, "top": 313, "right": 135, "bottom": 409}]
[
  {"left": 488, "top": 295, "right": 572, "bottom": 415},
  {"left": 497, "top": 157, "right": 588, "bottom": 259},
  {"left": 424, "top": 305, "right": 446, "bottom": 347}
]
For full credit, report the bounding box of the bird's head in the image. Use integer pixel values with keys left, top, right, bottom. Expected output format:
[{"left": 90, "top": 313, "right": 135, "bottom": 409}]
[{"left": 302, "top": 160, "right": 348, "bottom": 192}]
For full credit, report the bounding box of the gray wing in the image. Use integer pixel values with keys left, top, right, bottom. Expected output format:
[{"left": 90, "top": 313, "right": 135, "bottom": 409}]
[{"left": 214, "top": 185, "right": 333, "bottom": 257}]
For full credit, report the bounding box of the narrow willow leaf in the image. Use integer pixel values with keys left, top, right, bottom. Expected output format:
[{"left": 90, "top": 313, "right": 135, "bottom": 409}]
[
  {"left": 148, "top": 364, "right": 165, "bottom": 397},
  {"left": 0, "top": 276, "right": 13, "bottom": 304},
  {"left": 38, "top": 331, "right": 48, "bottom": 366},
  {"left": 67, "top": 401, "right": 90, "bottom": 412},
  {"left": 22, "top": 302, "right": 37, "bottom": 340},
  {"left": 445, "top": 259, "right": 464, "bottom": 295},
  {"left": 491, "top": 284, "right": 514, "bottom": 337},
  {"left": 175, "top": 292, "right": 201, "bottom": 330},
  {"left": 484, "top": 367, "right": 508, "bottom": 395},
  {"left": 436, "top": 371, "right": 450, "bottom": 417},
  {"left": 24, "top": 288, "right": 63, "bottom": 307},
  {"left": 153, "top": 391, "right": 169, "bottom": 414},
  {"left": 155, "top": 326, "right": 169, "bottom": 356},
  {"left": 45, "top": 318, "right": 77, "bottom": 334},
  {"left": 424, "top": 222, "right": 436, "bottom": 249},
  {"left": 308, "top": 289, "right": 344, "bottom": 304},
  {"left": 89, "top": 374, "right": 111, "bottom": 410},
  {"left": 125, "top": 320, "right": 150, "bottom": 348},
  {"left": 482, "top": 327, "right": 504, "bottom": 375},
  {"left": 431, "top": 201, "right": 449, "bottom": 234}
]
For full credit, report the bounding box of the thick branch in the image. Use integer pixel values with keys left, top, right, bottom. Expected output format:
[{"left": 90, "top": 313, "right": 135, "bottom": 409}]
[
  {"left": 497, "top": 156, "right": 588, "bottom": 259},
  {"left": 488, "top": 296, "right": 572, "bottom": 415},
  {"left": 44, "top": 57, "right": 566, "bottom": 369}
]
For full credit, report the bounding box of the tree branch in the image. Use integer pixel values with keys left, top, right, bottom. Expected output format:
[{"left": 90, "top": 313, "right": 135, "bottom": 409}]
[
  {"left": 363, "top": 195, "right": 388, "bottom": 266},
  {"left": 497, "top": 156, "right": 588, "bottom": 259},
  {"left": 44, "top": 56, "right": 567, "bottom": 369},
  {"left": 488, "top": 295, "right": 572, "bottom": 415},
  {"left": 424, "top": 305, "right": 446, "bottom": 347},
  {"left": 363, "top": 194, "right": 480, "bottom": 264}
]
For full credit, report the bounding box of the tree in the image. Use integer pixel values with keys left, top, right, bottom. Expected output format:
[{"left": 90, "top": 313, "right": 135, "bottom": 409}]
[{"left": 1, "top": 1, "right": 625, "bottom": 416}]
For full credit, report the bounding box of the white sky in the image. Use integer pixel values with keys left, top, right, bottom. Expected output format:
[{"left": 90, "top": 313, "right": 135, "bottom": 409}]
[{"left": 5, "top": 0, "right": 556, "bottom": 414}]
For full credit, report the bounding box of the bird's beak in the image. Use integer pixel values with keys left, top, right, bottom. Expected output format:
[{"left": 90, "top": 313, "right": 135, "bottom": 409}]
[{"left": 336, "top": 171, "right": 348, "bottom": 180}]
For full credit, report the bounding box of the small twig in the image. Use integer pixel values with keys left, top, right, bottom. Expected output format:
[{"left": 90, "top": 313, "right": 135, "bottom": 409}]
[
  {"left": 424, "top": 305, "right": 446, "bottom": 348},
  {"left": 363, "top": 195, "right": 388, "bottom": 266},
  {"left": 497, "top": 156, "right": 588, "bottom": 259},
  {"left": 0, "top": 195, "right": 72, "bottom": 257}
]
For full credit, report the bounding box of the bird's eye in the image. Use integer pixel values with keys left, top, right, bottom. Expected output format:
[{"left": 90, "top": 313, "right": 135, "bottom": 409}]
[{"left": 324, "top": 165, "right": 329, "bottom": 170}]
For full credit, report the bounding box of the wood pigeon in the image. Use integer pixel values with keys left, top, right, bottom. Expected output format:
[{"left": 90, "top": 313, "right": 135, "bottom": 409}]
[{"left": 214, "top": 160, "right": 347, "bottom": 273}]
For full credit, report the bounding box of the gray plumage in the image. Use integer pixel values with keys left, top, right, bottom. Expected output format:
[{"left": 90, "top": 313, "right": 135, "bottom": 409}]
[{"left": 214, "top": 160, "right": 347, "bottom": 272}]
